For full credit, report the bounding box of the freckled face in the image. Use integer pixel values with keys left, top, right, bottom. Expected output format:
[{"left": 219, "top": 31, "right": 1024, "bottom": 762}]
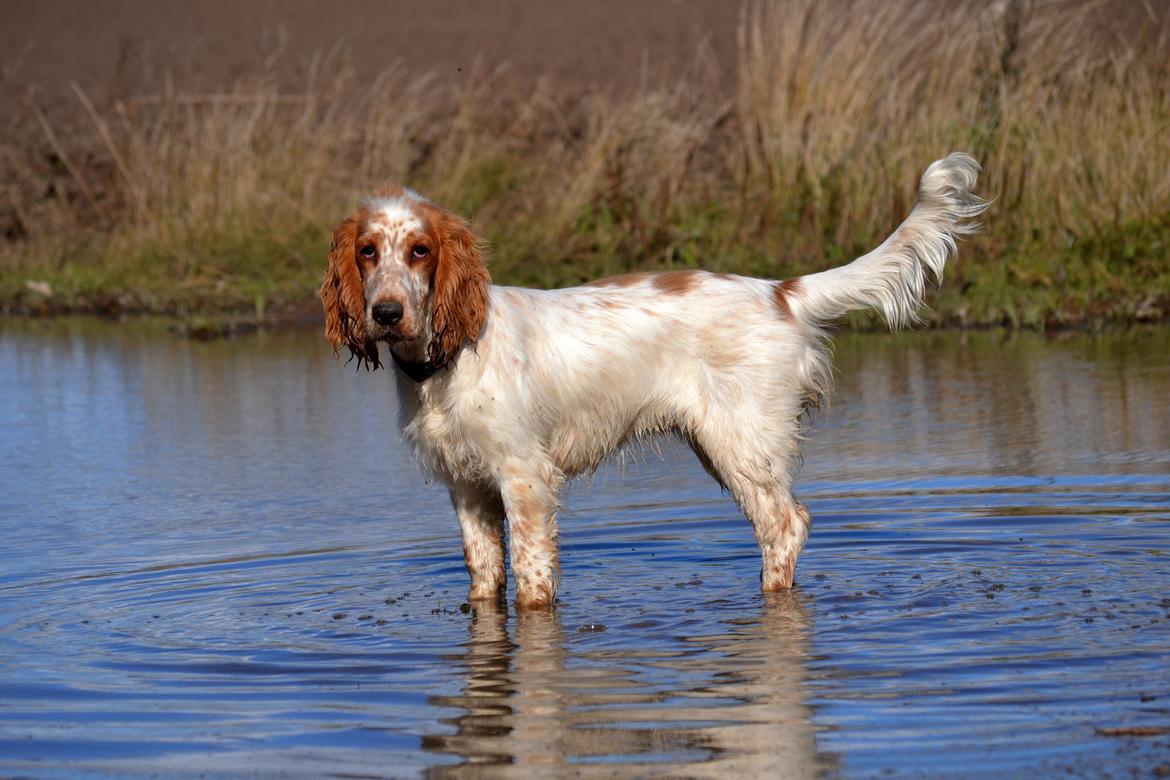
[{"left": 358, "top": 203, "right": 439, "bottom": 354}]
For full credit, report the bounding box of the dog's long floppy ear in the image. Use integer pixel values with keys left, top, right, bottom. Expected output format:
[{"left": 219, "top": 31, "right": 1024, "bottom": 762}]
[
  {"left": 320, "top": 210, "right": 380, "bottom": 369},
  {"left": 429, "top": 210, "right": 491, "bottom": 369}
]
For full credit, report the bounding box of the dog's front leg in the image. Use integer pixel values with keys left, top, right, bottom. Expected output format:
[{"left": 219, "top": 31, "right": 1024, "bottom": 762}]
[
  {"left": 448, "top": 480, "right": 507, "bottom": 601},
  {"left": 500, "top": 463, "right": 563, "bottom": 609}
]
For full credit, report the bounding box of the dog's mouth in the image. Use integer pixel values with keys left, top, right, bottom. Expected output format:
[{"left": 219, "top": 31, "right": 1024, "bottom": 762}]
[
  {"left": 370, "top": 327, "right": 428, "bottom": 370},
  {"left": 379, "top": 329, "right": 413, "bottom": 344},
  {"left": 383, "top": 339, "right": 430, "bottom": 367},
  {"left": 367, "top": 320, "right": 418, "bottom": 345}
]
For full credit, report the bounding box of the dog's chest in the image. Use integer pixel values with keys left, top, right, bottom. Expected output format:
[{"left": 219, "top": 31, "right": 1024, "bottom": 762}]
[{"left": 399, "top": 381, "right": 504, "bottom": 481}]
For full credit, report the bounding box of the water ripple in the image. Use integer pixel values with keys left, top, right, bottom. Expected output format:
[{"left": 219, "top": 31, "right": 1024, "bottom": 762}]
[{"left": 1, "top": 322, "right": 1168, "bottom": 777}]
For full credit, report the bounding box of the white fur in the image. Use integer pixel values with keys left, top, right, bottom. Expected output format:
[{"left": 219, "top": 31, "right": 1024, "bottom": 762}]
[
  {"left": 794, "top": 153, "right": 986, "bottom": 326},
  {"left": 378, "top": 153, "right": 987, "bottom": 607}
]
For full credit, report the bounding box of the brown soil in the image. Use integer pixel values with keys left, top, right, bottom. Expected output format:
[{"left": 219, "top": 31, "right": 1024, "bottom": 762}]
[{"left": 2, "top": 0, "right": 739, "bottom": 114}]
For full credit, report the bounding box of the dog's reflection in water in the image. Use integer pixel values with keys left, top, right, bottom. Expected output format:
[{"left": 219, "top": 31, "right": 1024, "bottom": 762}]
[{"left": 423, "top": 594, "right": 832, "bottom": 777}]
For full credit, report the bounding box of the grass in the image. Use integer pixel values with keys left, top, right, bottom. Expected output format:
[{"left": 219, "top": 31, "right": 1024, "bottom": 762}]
[{"left": 3, "top": 0, "right": 1169, "bottom": 330}]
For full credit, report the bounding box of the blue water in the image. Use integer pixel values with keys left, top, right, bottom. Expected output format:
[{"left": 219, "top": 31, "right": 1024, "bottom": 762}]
[{"left": 1, "top": 319, "right": 1168, "bottom": 777}]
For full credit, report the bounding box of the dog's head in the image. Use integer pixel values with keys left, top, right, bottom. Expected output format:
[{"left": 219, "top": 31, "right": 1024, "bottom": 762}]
[{"left": 320, "top": 186, "right": 491, "bottom": 373}]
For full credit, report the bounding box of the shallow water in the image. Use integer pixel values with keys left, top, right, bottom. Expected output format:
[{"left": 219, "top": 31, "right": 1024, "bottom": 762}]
[{"left": 1, "top": 319, "right": 1168, "bottom": 778}]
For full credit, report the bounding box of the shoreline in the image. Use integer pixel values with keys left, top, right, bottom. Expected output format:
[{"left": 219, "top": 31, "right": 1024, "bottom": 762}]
[{"left": 5, "top": 283, "right": 1166, "bottom": 339}]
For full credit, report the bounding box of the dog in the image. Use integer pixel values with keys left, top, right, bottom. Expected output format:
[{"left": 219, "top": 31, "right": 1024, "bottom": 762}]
[{"left": 320, "top": 153, "right": 987, "bottom": 608}]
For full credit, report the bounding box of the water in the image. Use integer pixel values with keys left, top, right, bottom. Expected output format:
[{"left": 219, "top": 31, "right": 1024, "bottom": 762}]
[{"left": 1, "top": 319, "right": 1168, "bottom": 778}]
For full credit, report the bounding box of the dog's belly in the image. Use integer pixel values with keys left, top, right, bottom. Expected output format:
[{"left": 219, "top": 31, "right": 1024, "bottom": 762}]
[{"left": 546, "top": 406, "right": 679, "bottom": 478}]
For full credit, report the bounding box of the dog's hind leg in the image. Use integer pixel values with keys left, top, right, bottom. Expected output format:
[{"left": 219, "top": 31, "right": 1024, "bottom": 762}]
[
  {"left": 727, "top": 471, "right": 811, "bottom": 590},
  {"left": 688, "top": 421, "right": 811, "bottom": 590},
  {"left": 753, "top": 493, "right": 811, "bottom": 590}
]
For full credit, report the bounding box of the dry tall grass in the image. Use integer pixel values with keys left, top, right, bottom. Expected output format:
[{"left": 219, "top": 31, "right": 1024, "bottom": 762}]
[{"left": 4, "top": 0, "right": 1168, "bottom": 326}]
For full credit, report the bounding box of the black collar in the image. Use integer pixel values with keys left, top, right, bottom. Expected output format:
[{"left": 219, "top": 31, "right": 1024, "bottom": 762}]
[{"left": 391, "top": 350, "right": 440, "bottom": 383}]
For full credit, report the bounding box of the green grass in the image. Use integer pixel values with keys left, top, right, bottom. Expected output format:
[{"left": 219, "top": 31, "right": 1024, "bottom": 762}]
[{"left": 4, "top": 179, "right": 1167, "bottom": 331}]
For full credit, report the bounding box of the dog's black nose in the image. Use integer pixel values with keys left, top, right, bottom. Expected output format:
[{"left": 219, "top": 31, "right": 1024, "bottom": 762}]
[{"left": 371, "top": 301, "right": 404, "bottom": 327}]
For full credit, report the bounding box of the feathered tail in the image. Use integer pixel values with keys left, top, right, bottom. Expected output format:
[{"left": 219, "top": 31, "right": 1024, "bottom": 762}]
[{"left": 790, "top": 153, "right": 988, "bottom": 326}]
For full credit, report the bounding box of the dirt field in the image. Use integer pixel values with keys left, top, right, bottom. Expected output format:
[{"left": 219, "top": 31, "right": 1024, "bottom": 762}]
[{"left": 2, "top": 0, "right": 738, "bottom": 114}]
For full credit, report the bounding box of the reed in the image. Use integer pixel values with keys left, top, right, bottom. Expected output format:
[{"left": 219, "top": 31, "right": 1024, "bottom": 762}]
[{"left": 3, "top": 0, "right": 1167, "bottom": 327}]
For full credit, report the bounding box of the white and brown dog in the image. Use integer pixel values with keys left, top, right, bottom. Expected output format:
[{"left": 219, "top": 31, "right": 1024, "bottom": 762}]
[{"left": 321, "top": 153, "right": 987, "bottom": 608}]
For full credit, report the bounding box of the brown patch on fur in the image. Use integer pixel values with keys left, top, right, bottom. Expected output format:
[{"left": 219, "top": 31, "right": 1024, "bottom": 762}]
[
  {"left": 651, "top": 269, "right": 701, "bottom": 295},
  {"left": 418, "top": 202, "right": 491, "bottom": 368},
  {"left": 703, "top": 331, "right": 744, "bottom": 371},
  {"left": 586, "top": 272, "right": 650, "bottom": 288},
  {"left": 508, "top": 483, "right": 547, "bottom": 523},
  {"left": 772, "top": 277, "right": 801, "bottom": 319},
  {"left": 587, "top": 270, "right": 702, "bottom": 294},
  {"left": 320, "top": 207, "right": 380, "bottom": 368}
]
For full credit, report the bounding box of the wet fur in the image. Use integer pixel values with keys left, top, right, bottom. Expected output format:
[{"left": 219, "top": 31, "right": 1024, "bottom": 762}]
[{"left": 320, "top": 154, "right": 988, "bottom": 608}]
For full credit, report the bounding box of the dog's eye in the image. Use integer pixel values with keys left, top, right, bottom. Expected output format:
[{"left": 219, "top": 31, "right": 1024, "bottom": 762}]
[
  {"left": 411, "top": 245, "right": 430, "bottom": 259},
  {"left": 359, "top": 245, "right": 377, "bottom": 260}
]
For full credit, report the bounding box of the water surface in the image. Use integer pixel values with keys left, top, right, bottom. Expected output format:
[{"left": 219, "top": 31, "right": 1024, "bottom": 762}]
[{"left": 1, "top": 320, "right": 1168, "bottom": 777}]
